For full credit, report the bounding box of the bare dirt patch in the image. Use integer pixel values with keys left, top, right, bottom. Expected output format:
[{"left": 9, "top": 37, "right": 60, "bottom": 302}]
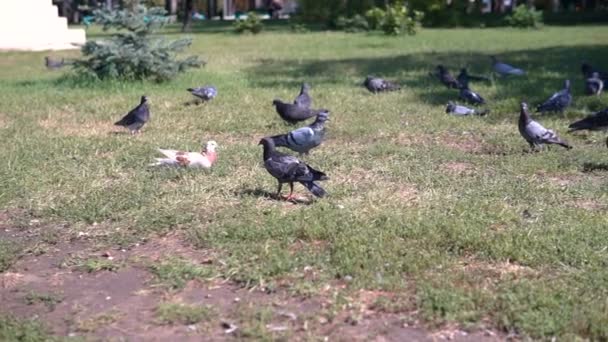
[{"left": 1, "top": 218, "right": 503, "bottom": 341}]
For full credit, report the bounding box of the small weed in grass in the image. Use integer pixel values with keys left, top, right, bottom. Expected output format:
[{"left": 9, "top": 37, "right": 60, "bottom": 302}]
[
  {"left": 149, "top": 257, "right": 213, "bottom": 290},
  {"left": 155, "top": 302, "right": 214, "bottom": 325},
  {"left": 0, "top": 315, "right": 58, "bottom": 342},
  {"left": 76, "top": 310, "right": 122, "bottom": 333},
  {"left": 0, "top": 241, "right": 20, "bottom": 272},
  {"left": 80, "top": 258, "right": 120, "bottom": 273},
  {"left": 24, "top": 291, "right": 63, "bottom": 311}
]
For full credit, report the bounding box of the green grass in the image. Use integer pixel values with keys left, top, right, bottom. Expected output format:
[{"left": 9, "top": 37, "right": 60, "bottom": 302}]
[
  {"left": 1, "top": 23, "right": 608, "bottom": 339},
  {"left": 0, "top": 316, "right": 58, "bottom": 342},
  {"left": 155, "top": 302, "right": 215, "bottom": 325}
]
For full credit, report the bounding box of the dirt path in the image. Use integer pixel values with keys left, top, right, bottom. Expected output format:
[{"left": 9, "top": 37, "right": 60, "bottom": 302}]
[{"left": 1, "top": 216, "right": 503, "bottom": 341}]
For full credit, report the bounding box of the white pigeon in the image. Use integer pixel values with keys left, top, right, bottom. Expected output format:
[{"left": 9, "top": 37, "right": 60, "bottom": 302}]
[{"left": 150, "top": 140, "right": 218, "bottom": 168}]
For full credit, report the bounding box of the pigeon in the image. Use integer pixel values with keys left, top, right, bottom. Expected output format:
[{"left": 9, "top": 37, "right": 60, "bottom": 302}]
[
  {"left": 491, "top": 56, "right": 525, "bottom": 77},
  {"left": 432, "top": 65, "right": 460, "bottom": 89},
  {"left": 518, "top": 102, "right": 572, "bottom": 150},
  {"left": 259, "top": 137, "right": 329, "bottom": 200},
  {"left": 45, "top": 56, "right": 65, "bottom": 69},
  {"left": 114, "top": 96, "right": 150, "bottom": 134},
  {"left": 273, "top": 99, "right": 323, "bottom": 125},
  {"left": 457, "top": 68, "right": 491, "bottom": 88},
  {"left": 458, "top": 84, "right": 486, "bottom": 105},
  {"left": 446, "top": 101, "right": 489, "bottom": 116},
  {"left": 363, "top": 76, "right": 401, "bottom": 93},
  {"left": 270, "top": 110, "right": 329, "bottom": 154},
  {"left": 568, "top": 108, "right": 608, "bottom": 132},
  {"left": 294, "top": 83, "right": 312, "bottom": 108},
  {"left": 536, "top": 80, "right": 572, "bottom": 114},
  {"left": 187, "top": 86, "right": 217, "bottom": 102},
  {"left": 581, "top": 62, "right": 608, "bottom": 81},
  {"left": 585, "top": 72, "right": 604, "bottom": 96},
  {"left": 149, "top": 140, "right": 218, "bottom": 168}
]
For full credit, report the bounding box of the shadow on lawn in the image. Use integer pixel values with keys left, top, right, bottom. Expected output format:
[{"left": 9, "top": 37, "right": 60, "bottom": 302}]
[{"left": 245, "top": 44, "right": 608, "bottom": 113}]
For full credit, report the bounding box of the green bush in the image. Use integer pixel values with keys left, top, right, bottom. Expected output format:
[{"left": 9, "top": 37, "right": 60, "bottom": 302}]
[
  {"left": 335, "top": 14, "right": 370, "bottom": 32},
  {"left": 73, "top": 5, "right": 201, "bottom": 82},
  {"left": 381, "top": 4, "right": 423, "bottom": 35},
  {"left": 506, "top": 4, "right": 543, "bottom": 28},
  {"left": 364, "top": 7, "right": 385, "bottom": 30},
  {"left": 234, "top": 12, "right": 264, "bottom": 34}
]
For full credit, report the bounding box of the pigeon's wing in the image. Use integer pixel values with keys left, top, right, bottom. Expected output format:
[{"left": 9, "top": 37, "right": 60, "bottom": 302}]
[
  {"left": 115, "top": 110, "right": 137, "bottom": 126},
  {"left": 286, "top": 127, "right": 315, "bottom": 149},
  {"left": 157, "top": 149, "right": 182, "bottom": 160},
  {"left": 266, "top": 154, "right": 306, "bottom": 181},
  {"left": 525, "top": 120, "right": 550, "bottom": 140}
]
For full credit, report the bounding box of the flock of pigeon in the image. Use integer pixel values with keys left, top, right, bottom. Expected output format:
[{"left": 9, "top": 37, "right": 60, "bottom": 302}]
[{"left": 106, "top": 56, "right": 607, "bottom": 201}]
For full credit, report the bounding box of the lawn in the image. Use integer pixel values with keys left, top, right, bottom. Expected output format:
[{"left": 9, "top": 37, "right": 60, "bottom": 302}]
[{"left": 1, "top": 23, "right": 607, "bottom": 340}]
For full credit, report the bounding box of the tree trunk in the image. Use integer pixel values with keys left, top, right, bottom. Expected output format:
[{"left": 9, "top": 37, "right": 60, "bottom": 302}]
[
  {"left": 182, "top": 0, "right": 194, "bottom": 32},
  {"left": 168, "top": 0, "right": 178, "bottom": 14},
  {"left": 105, "top": 0, "right": 112, "bottom": 10},
  {"left": 551, "top": 0, "right": 560, "bottom": 12}
]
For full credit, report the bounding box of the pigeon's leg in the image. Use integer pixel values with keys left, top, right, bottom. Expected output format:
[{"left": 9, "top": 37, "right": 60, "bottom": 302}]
[
  {"left": 276, "top": 182, "right": 283, "bottom": 199},
  {"left": 285, "top": 183, "right": 296, "bottom": 202}
]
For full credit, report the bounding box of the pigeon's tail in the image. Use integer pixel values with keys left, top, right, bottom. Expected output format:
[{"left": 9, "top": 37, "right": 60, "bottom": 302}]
[
  {"left": 551, "top": 138, "right": 573, "bottom": 149},
  {"left": 269, "top": 134, "right": 288, "bottom": 147},
  {"left": 476, "top": 108, "right": 490, "bottom": 116},
  {"left": 114, "top": 118, "right": 126, "bottom": 126},
  {"left": 568, "top": 121, "right": 591, "bottom": 132},
  {"left": 384, "top": 82, "right": 401, "bottom": 91},
  {"left": 510, "top": 69, "right": 525, "bottom": 76},
  {"left": 301, "top": 181, "right": 327, "bottom": 198}
]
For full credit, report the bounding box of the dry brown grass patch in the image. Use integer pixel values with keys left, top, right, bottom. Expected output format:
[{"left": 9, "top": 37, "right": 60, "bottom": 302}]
[{"left": 39, "top": 114, "right": 111, "bottom": 137}]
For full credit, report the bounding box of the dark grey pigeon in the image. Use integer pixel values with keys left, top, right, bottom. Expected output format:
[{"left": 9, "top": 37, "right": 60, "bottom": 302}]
[
  {"left": 187, "top": 86, "right": 217, "bottom": 102},
  {"left": 491, "top": 56, "right": 525, "bottom": 77},
  {"left": 457, "top": 68, "right": 491, "bottom": 88},
  {"left": 259, "top": 137, "right": 329, "bottom": 200},
  {"left": 273, "top": 99, "right": 322, "bottom": 125},
  {"left": 294, "top": 83, "right": 312, "bottom": 108},
  {"left": 45, "top": 56, "right": 65, "bottom": 69},
  {"left": 568, "top": 108, "right": 608, "bottom": 132},
  {"left": 585, "top": 72, "right": 604, "bottom": 96},
  {"left": 581, "top": 62, "right": 608, "bottom": 81},
  {"left": 114, "top": 96, "right": 150, "bottom": 134},
  {"left": 458, "top": 84, "right": 485, "bottom": 105},
  {"left": 518, "top": 102, "right": 571, "bottom": 150},
  {"left": 433, "top": 65, "right": 460, "bottom": 89},
  {"left": 363, "top": 76, "right": 401, "bottom": 93},
  {"left": 536, "top": 80, "right": 572, "bottom": 114},
  {"left": 270, "top": 110, "right": 329, "bottom": 154},
  {"left": 446, "top": 101, "right": 489, "bottom": 116}
]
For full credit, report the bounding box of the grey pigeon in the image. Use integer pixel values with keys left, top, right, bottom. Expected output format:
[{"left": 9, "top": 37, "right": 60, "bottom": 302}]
[
  {"left": 536, "top": 80, "right": 572, "bottom": 114},
  {"left": 581, "top": 62, "right": 608, "bottom": 81},
  {"left": 270, "top": 110, "right": 329, "bottom": 154},
  {"left": 491, "top": 56, "right": 525, "bottom": 77},
  {"left": 45, "top": 56, "right": 65, "bottom": 69},
  {"left": 432, "top": 65, "right": 460, "bottom": 89},
  {"left": 363, "top": 76, "right": 401, "bottom": 93},
  {"left": 459, "top": 84, "right": 485, "bottom": 105},
  {"left": 457, "top": 68, "right": 491, "bottom": 88},
  {"left": 585, "top": 72, "right": 604, "bottom": 96},
  {"left": 446, "top": 101, "right": 489, "bottom": 116},
  {"left": 273, "top": 99, "right": 322, "bottom": 125},
  {"left": 114, "top": 96, "right": 150, "bottom": 134},
  {"left": 518, "top": 102, "right": 572, "bottom": 150},
  {"left": 259, "top": 137, "right": 329, "bottom": 200},
  {"left": 294, "top": 83, "right": 312, "bottom": 108},
  {"left": 187, "top": 86, "right": 217, "bottom": 102}
]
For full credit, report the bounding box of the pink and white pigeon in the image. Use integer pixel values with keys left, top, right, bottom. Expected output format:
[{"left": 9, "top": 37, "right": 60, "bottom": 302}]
[{"left": 150, "top": 140, "right": 218, "bottom": 168}]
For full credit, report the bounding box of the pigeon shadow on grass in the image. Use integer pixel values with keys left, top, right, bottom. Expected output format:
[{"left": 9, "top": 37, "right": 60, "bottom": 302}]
[
  {"left": 236, "top": 188, "right": 314, "bottom": 205},
  {"left": 582, "top": 162, "right": 608, "bottom": 172}
]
